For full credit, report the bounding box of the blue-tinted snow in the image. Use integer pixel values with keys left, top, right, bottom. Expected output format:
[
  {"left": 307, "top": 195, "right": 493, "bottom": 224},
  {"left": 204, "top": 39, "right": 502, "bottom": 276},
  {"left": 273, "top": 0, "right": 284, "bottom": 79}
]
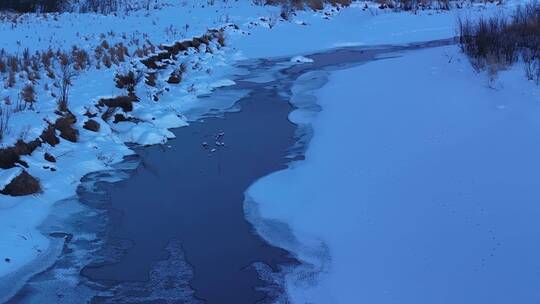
[{"left": 247, "top": 45, "right": 540, "bottom": 303}]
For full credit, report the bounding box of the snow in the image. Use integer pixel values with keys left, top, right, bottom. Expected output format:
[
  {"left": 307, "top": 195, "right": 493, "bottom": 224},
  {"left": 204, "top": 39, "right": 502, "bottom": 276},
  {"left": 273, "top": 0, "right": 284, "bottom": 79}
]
[
  {"left": 0, "top": 0, "right": 536, "bottom": 300},
  {"left": 246, "top": 45, "right": 540, "bottom": 303},
  {"left": 210, "top": 79, "right": 236, "bottom": 88},
  {"left": 0, "top": 131, "right": 132, "bottom": 300},
  {"left": 231, "top": 1, "right": 526, "bottom": 59},
  {"left": 115, "top": 121, "right": 176, "bottom": 146},
  {"left": 0, "top": 1, "right": 274, "bottom": 54}
]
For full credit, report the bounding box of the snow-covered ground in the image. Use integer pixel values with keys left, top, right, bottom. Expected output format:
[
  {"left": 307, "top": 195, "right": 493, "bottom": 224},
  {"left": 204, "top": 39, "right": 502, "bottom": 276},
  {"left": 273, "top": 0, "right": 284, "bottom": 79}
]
[
  {"left": 247, "top": 44, "right": 540, "bottom": 303},
  {"left": 0, "top": 0, "right": 536, "bottom": 302},
  {"left": 231, "top": 1, "right": 525, "bottom": 59},
  {"left": 0, "top": 0, "right": 281, "bottom": 284}
]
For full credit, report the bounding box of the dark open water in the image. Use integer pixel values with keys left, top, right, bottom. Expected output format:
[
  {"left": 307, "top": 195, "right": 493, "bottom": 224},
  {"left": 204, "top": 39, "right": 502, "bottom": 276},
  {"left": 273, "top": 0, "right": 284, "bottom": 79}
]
[{"left": 82, "top": 78, "right": 299, "bottom": 304}]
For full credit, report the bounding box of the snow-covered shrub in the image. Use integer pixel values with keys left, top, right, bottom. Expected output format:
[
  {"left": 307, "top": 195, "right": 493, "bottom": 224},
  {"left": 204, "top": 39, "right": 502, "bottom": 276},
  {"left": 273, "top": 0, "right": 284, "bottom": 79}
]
[
  {"left": 0, "top": 170, "right": 41, "bottom": 196},
  {"left": 40, "top": 124, "right": 59, "bottom": 146},
  {"left": 0, "top": 137, "right": 40, "bottom": 169},
  {"left": 115, "top": 70, "right": 143, "bottom": 95},
  {"left": 145, "top": 72, "right": 157, "bottom": 87},
  {"left": 279, "top": 4, "right": 293, "bottom": 20},
  {"left": 216, "top": 30, "right": 225, "bottom": 47},
  {"left": 98, "top": 95, "right": 136, "bottom": 113},
  {"left": 54, "top": 112, "right": 78, "bottom": 142},
  {"left": 44, "top": 152, "right": 56, "bottom": 162},
  {"left": 167, "top": 69, "right": 183, "bottom": 84},
  {"left": 83, "top": 119, "right": 100, "bottom": 132},
  {"left": 307, "top": 0, "right": 324, "bottom": 10}
]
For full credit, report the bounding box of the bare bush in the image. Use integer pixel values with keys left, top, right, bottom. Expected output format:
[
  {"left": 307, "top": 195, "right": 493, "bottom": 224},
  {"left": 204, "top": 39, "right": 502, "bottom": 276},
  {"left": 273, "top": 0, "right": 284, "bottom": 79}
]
[
  {"left": 22, "top": 48, "right": 30, "bottom": 68},
  {"left": 72, "top": 46, "right": 90, "bottom": 70},
  {"left": 7, "top": 56, "right": 18, "bottom": 73},
  {"left": 30, "top": 54, "right": 40, "bottom": 72},
  {"left": 21, "top": 83, "right": 36, "bottom": 110},
  {"left": 216, "top": 30, "right": 225, "bottom": 47},
  {"left": 0, "top": 106, "right": 10, "bottom": 142},
  {"left": 57, "top": 59, "right": 76, "bottom": 112},
  {"left": 94, "top": 45, "right": 105, "bottom": 62},
  {"left": 79, "top": 0, "right": 120, "bottom": 14},
  {"left": 83, "top": 119, "right": 100, "bottom": 132},
  {"left": 115, "top": 70, "right": 143, "bottom": 95},
  {"left": 0, "top": 0, "right": 63, "bottom": 13},
  {"left": 262, "top": 0, "right": 351, "bottom": 9},
  {"left": 280, "top": 4, "right": 293, "bottom": 20},
  {"left": 46, "top": 68, "right": 55, "bottom": 79},
  {"left": 376, "top": 0, "right": 452, "bottom": 10},
  {"left": 98, "top": 95, "right": 136, "bottom": 112},
  {"left": 6, "top": 71, "right": 16, "bottom": 88},
  {"left": 109, "top": 43, "right": 128, "bottom": 64},
  {"left": 41, "top": 49, "right": 54, "bottom": 69},
  {"left": 0, "top": 57, "right": 6, "bottom": 73},
  {"left": 459, "top": 1, "right": 540, "bottom": 81},
  {"left": 307, "top": 0, "right": 324, "bottom": 10},
  {"left": 102, "top": 54, "right": 112, "bottom": 68}
]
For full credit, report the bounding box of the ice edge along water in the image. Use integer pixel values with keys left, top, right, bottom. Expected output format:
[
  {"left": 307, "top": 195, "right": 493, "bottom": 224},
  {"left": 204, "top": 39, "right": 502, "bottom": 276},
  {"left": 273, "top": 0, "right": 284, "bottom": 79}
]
[
  {"left": 247, "top": 44, "right": 540, "bottom": 304},
  {"left": 244, "top": 69, "right": 330, "bottom": 303}
]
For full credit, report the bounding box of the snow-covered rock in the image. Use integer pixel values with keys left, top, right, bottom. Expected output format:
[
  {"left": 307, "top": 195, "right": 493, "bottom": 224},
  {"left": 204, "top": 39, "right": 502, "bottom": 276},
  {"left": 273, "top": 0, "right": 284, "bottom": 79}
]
[
  {"left": 0, "top": 168, "right": 23, "bottom": 191},
  {"left": 290, "top": 56, "right": 314, "bottom": 63}
]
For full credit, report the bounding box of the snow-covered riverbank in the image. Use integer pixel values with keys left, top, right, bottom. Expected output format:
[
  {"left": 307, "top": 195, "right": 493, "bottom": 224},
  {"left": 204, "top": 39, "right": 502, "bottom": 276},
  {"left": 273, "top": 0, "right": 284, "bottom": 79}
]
[
  {"left": 246, "top": 42, "right": 540, "bottom": 303},
  {"left": 0, "top": 0, "right": 531, "bottom": 302}
]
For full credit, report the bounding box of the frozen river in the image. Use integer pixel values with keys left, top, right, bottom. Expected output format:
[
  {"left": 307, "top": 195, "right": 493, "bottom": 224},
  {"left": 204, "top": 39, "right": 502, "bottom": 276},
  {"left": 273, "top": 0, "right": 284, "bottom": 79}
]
[{"left": 6, "top": 39, "right": 466, "bottom": 304}]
